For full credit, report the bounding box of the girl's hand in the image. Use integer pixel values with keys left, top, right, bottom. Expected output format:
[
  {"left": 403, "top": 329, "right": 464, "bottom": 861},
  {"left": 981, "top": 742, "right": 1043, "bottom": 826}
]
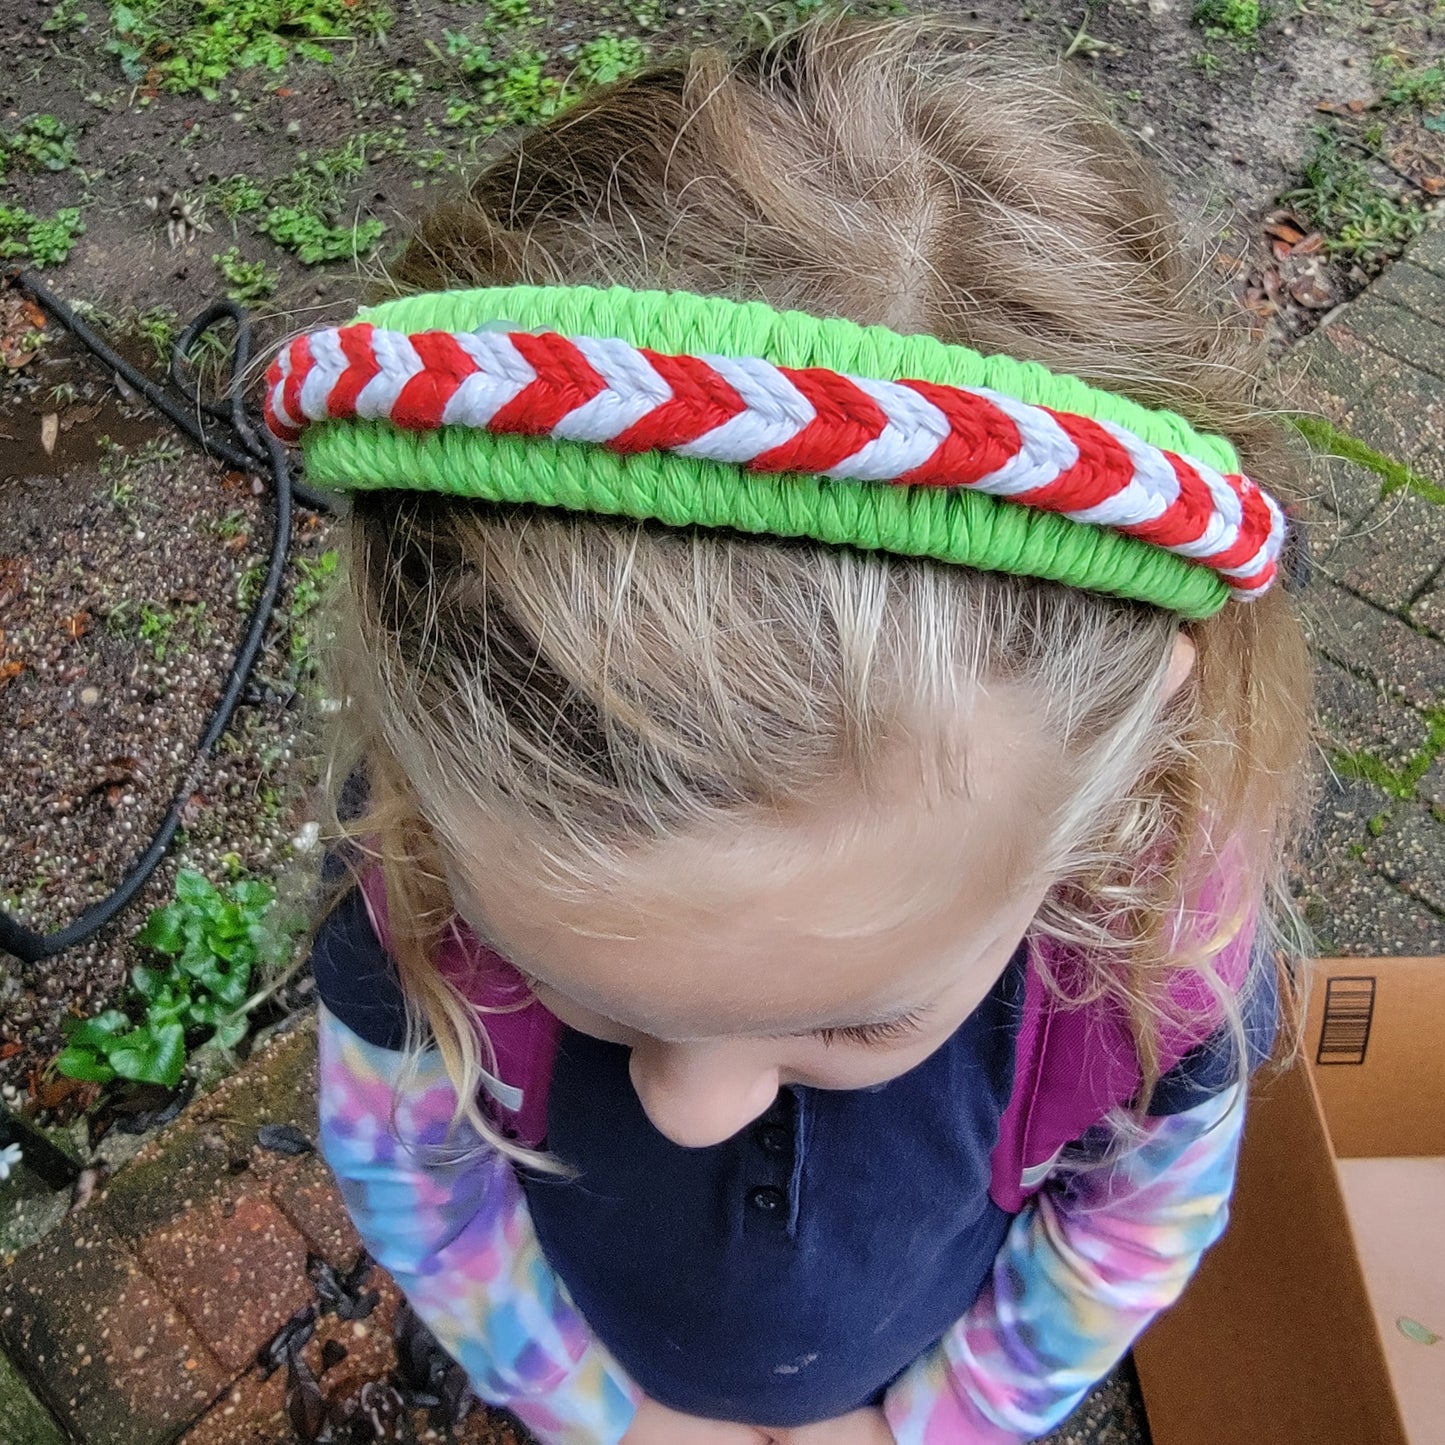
[
  {"left": 768, "top": 1406, "right": 897, "bottom": 1445},
  {"left": 620, "top": 1396, "right": 774, "bottom": 1444}
]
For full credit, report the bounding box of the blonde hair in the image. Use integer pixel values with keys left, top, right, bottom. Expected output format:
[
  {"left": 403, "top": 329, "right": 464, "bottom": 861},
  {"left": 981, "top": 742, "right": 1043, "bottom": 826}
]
[{"left": 313, "top": 14, "right": 1313, "bottom": 1157}]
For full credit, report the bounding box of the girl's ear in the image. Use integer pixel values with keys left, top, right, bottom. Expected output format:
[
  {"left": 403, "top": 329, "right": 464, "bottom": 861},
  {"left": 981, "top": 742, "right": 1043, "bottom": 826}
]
[{"left": 1163, "top": 632, "right": 1196, "bottom": 701}]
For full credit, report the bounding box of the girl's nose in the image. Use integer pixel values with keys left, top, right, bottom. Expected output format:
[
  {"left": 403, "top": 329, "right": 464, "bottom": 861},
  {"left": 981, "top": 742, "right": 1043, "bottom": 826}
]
[{"left": 628, "top": 1041, "right": 781, "bottom": 1149}]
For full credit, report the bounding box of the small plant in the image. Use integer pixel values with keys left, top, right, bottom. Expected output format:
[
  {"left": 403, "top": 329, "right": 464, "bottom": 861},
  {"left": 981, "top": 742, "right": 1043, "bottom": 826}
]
[
  {"left": 289, "top": 549, "right": 338, "bottom": 616},
  {"left": 214, "top": 245, "right": 279, "bottom": 305},
  {"left": 103, "top": 0, "right": 395, "bottom": 100},
  {"left": 137, "top": 602, "right": 178, "bottom": 660},
  {"left": 207, "top": 172, "right": 268, "bottom": 218},
  {"left": 1284, "top": 125, "right": 1425, "bottom": 264},
  {"left": 379, "top": 67, "right": 422, "bottom": 108},
  {"left": 1193, "top": 48, "right": 1222, "bottom": 77},
  {"left": 1380, "top": 63, "right": 1445, "bottom": 110},
  {"left": 42, "top": 0, "right": 90, "bottom": 33},
  {"left": 134, "top": 304, "right": 178, "bottom": 365},
  {"left": 1192, "top": 0, "right": 1262, "bottom": 40},
  {"left": 0, "top": 204, "right": 84, "bottom": 267},
  {"left": 258, "top": 205, "right": 385, "bottom": 264},
  {"left": 573, "top": 34, "right": 648, "bottom": 89},
  {"left": 0, "top": 114, "right": 81, "bottom": 176},
  {"left": 56, "top": 869, "right": 286, "bottom": 1087}
]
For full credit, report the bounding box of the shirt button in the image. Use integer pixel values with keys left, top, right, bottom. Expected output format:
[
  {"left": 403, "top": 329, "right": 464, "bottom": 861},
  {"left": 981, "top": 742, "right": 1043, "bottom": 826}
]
[
  {"left": 755, "top": 1123, "right": 790, "bottom": 1155},
  {"left": 746, "top": 1185, "right": 787, "bottom": 1215}
]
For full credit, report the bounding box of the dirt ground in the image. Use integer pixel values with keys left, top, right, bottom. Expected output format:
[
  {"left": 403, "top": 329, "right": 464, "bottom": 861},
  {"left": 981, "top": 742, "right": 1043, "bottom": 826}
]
[{"left": 1, "top": 0, "right": 1443, "bottom": 1163}]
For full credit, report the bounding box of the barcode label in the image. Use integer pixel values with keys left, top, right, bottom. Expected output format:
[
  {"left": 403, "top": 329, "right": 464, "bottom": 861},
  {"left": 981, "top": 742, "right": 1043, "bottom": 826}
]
[{"left": 1316, "top": 976, "right": 1376, "bottom": 1065}]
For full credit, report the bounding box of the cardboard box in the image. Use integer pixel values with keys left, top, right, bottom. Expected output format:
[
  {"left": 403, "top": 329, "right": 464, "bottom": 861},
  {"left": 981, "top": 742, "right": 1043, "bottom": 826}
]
[{"left": 1135, "top": 957, "right": 1445, "bottom": 1445}]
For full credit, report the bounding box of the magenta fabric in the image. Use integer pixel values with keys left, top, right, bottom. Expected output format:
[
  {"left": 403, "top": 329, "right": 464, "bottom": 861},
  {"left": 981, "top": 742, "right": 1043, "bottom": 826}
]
[{"left": 358, "top": 865, "right": 560, "bottom": 1147}]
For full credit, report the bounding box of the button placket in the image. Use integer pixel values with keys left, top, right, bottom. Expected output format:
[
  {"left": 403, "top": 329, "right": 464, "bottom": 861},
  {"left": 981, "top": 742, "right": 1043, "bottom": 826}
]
[{"left": 742, "top": 1089, "right": 799, "bottom": 1239}]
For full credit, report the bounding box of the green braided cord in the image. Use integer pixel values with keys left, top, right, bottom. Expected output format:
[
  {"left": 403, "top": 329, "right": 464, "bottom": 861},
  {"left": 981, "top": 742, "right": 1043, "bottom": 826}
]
[{"left": 302, "top": 285, "right": 1235, "bottom": 617}]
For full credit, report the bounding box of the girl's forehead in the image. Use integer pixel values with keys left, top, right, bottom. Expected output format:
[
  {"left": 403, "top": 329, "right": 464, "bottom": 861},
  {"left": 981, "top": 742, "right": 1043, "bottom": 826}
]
[{"left": 441, "top": 693, "right": 1060, "bottom": 1036}]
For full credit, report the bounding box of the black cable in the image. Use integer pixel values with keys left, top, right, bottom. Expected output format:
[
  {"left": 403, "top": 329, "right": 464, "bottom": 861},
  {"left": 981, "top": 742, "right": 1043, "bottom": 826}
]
[{"left": 0, "top": 274, "right": 337, "bottom": 964}]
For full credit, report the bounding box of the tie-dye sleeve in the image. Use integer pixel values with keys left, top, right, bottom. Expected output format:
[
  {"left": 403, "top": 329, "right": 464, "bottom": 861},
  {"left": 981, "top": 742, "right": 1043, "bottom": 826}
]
[
  {"left": 882, "top": 1083, "right": 1245, "bottom": 1445},
  {"left": 317, "top": 1004, "right": 642, "bottom": 1445}
]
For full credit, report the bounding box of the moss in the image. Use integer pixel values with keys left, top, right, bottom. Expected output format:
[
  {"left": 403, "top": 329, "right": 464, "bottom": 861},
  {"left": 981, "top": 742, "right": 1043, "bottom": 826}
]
[{"left": 1291, "top": 414, "right": 1445, "bottom": 506}]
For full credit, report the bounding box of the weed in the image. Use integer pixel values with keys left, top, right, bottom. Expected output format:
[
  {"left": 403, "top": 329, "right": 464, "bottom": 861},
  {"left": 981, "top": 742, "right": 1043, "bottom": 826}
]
[
  {"left": 213, "top": 245, "right": 278, "bottom": 305},
  {"left": 42, "top": 0, "right": 90, "bottom": 33},
  {"left": 207, "top": 172, "right": 267, "bottom": 218},
  {"left": 55, "top": 869, "right": 294, "bottom": 1087},
  {"left": 208, "top": 509, "right": 250, "bottom": 539},
  {"left": 0, "top": 114, "right": 81, "bottom": 176},
  {"left": 289, "top": 549, "right": 338, "bottom": 616},
  {"left": 0, "top": 204, "right": 84, "bottom": 268},
  {"left": 572, "top": 34, "right": 648, "bottom": 88},
  {"left": 1192, "top": 0, "right": 1263, "bottom": 38},
  {"left": 1380, "top": 62, "right": 1445, "bottom": 110},
  {"left": 258, "top": 205, "right": 385, "bottom": 263},
  {"left": 1283, "top": 125, "right": 1424, "bottom": 264},
  {"left": 1192, "top": 48, "right": 1222, "bottom": 76},
  {"left": 134, "top": 304, "right": 177, "bottom": 365},
  {"left": 104, "top": 0, "right": 395, "bottom": 100},
  {"left": 137, "top": 602, "right": 178, "bottom": 660},
  {"left": 378, "top": 66, "right": 422, "bottom": 108},
  {"left": 236, "top": 560, "right": 266, "bottom": 610}
]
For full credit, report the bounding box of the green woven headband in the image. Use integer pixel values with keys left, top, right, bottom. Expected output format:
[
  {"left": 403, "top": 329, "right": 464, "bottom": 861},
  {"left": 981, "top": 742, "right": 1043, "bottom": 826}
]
[{"left": 266, "top": 285, "right": 1287, "bottom": 618}]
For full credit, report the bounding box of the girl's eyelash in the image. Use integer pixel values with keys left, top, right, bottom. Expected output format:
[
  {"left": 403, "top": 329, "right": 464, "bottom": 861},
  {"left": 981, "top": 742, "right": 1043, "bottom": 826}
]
[{"left": 814, "top": 1011, "right": 926, "bottom": 1049}]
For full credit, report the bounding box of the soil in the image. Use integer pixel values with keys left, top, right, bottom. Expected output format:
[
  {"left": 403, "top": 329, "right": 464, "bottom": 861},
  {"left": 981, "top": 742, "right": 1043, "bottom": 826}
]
[{"left": 0, "top": 0, "right": 1440, "bottom": 1144}]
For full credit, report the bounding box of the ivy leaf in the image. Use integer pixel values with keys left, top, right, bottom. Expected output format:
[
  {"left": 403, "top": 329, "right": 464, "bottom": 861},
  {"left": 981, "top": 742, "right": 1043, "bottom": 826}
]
[
  {"left": 64, "top": 1010, "right": 131, "bottom": 1049},
  {"left": 55, "top": 1046, "right": 116, "bottom": 1083},
  {"left": 109, "top": 1022, "right": 186, "bottom": 1087},
  {"left": 213, "top": 1016, "right": 248, "bottom": 1051},
  {"left": 137, "top": 903, "right": 186, "bottom": 955},
  {"left": 175, "top": 869, "right": 223, "bottom": 918},
  {"left": 132, "top": 964, "right": 163, "bottom": 1000}
]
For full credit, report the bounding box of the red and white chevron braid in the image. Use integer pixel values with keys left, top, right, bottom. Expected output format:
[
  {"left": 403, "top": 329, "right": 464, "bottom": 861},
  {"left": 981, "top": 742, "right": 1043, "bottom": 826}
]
[{"left": 265, "top": 323, "right": 1285, "bottom": 597}]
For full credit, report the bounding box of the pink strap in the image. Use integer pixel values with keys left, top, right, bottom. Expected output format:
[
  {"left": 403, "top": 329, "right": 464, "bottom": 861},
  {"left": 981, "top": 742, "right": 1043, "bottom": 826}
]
[{"left": 357, "top": 866, "right": 560, "bottom": 1148}]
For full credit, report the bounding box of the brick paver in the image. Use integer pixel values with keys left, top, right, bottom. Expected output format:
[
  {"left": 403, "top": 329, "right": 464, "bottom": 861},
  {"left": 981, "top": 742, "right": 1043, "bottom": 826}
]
[{"left": 3, "top": 221, "right": 1443, "bottom": 1445}]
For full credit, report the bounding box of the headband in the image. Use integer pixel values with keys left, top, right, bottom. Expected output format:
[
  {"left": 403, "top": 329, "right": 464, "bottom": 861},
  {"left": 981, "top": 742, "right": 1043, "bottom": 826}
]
[{"left": 264, "top": 285, "right": 1286, "bottom": 617}]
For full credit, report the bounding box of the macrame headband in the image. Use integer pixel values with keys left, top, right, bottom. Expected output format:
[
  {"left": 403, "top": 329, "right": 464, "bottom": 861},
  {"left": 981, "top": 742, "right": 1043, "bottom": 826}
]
[{"left": 264, "top": 285, "right": 1287, "bottom": 618}]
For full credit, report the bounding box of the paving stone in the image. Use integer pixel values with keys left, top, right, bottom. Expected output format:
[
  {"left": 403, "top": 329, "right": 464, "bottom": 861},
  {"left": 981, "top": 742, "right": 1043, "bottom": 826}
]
[
  {"left": 269, "top": 1152, "right": 364, "bottom": 1265},
  {"left": 1285, "top": 325, "right": 1385, "bottom": 423},
  {"left": 179, "top": 1270, "right": 524, "bottom": 1445},
  {"left": 1339, "top": 354, "right": 1445, "bottom": 466},
  {"left": 1305, "top": 583, "right": 1445, "bottom": 710},
  {"left": 136, "top": 1188, "right": 315, "bottom": 1374},
  {"left": 1370, "top": 262, "right": 1445, "bottom": 329},
  {"left": 1365, "top": 804, "right": 1445, "bottom": 916},
  {"left": 101, "top": 1020, "right": 318, "bottom": 1242},
  {"left": 0, "top": 1218, "right": 227, "bottom": 1445},
  {"left": 0, "top": 1345, "right": 66, "bottom": 1445},
  {"left": 1332, "top": 300, "right": 1445, "bottom": 381},
  {"left": 1411, "top": 214, "right": 1445, "bottom": 277},
  {"left": 1317, "top": 487, "right": 1445, "bottom": 610},
  {"left": 1410, "top": 569, "right": 1445, "bottom": 636},
  {"left": 1306, "top": 455, "right": 1384, "bottom": 523},
  {"left": 1420, "top": 757, "right": 1445, "bottom": 812},
  {"left": 1313, "top": 657, "right": 1433, "bottom": 772},
  {"left": 1296, "top": 859, "right": 1445, "bottom": 956}
]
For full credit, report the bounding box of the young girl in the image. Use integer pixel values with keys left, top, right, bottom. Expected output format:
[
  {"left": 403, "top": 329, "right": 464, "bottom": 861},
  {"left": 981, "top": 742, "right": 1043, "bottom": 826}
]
[{"left": 279, "top": 16, "right": 1312, "bottom": 1444}]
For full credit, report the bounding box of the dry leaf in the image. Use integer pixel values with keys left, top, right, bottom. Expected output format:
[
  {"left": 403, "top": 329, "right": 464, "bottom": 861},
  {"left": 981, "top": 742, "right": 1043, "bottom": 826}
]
[
  {"left": 63, "top": 610, "right": 92, "bottom": 641},
  {"left": 1292, "top": 232, "right": 1326, "bottom": 256},
  {"left": 0, "top": 659, "right": 24, "bottom": 686},
  {"left": 1420, "top": 176, "right": 1444, "bottom": 195},
  {"left": 40, "top": 412, "right": 58, "bottom": 456}
]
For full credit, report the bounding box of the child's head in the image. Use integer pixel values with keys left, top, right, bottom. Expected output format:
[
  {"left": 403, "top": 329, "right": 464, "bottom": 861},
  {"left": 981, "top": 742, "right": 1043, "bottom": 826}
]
[{"left": 315, "top": 15, "right": 1312, "bottom": 1146}]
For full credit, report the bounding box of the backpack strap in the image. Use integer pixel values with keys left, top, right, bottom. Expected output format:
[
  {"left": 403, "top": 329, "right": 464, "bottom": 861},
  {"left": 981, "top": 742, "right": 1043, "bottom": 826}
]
[
  {"left": 988, "top": 908, "right": 1258, "bottom": 1213},
  {"left": 356, "top": 864, "right": 560, "bottom": 1148}
]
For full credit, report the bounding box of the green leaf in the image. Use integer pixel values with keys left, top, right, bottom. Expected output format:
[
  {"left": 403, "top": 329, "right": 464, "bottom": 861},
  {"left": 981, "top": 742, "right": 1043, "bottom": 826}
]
[
  {"left": 55, "top": 1046, "right": 116, "bottom": 1083},
  {"left": 110, "top": 1022, "right": 186, "bottom": 1087},
  {"left": 63, "top": 1010, "right": 130, "bottom": 1049},
  {"left": 132, "top": 964, "right": 164, "bottom": 999},
  {"left": 175, "top": 869, "right": 222, "bottom": 916},
  {"left": 213, "top": 1016, "right": 248, "bottom": 1050},
  {"left": 229, "top": 880, "right": 274, "bottom": 912},
  {"left": 1424, "top": 115, "right": 1445, "bottom": 133},
  {"left": 137, "top": 903, "right": 185, "bottom": 955}
]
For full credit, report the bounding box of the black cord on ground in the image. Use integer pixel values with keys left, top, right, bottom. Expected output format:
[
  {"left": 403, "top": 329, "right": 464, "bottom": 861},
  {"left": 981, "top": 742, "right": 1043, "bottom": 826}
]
[{"left": 0, "top": 274, "right": 336, "bottom": 964}]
